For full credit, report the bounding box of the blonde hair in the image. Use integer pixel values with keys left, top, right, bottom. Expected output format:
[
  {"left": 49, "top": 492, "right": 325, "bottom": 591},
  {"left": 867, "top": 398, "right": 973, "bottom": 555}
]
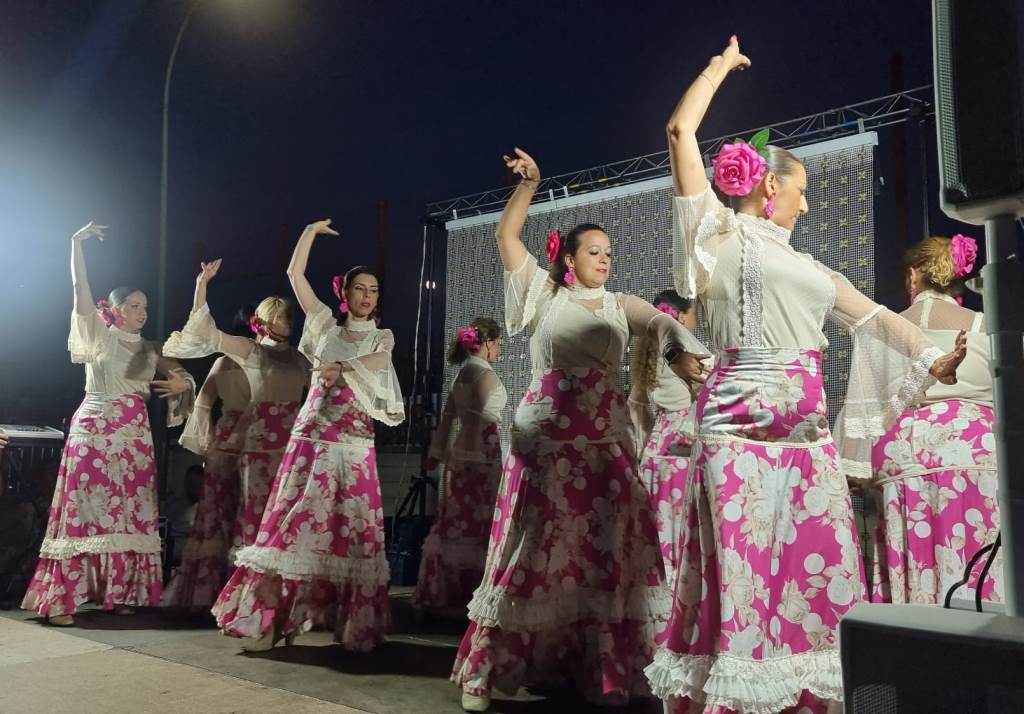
[
  {"left": 255, "top": 296, "right": 292, "bottom": 326},
  {"left": 905, "top": 236, "right": 961, "bottom": 296},
  {"left": 630, "top": 333, "right": 661, "bottom": 395}
]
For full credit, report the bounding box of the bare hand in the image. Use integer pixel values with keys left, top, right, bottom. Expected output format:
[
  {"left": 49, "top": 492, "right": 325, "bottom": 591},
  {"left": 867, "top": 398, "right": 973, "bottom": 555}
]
[
  {"left": 709, "top": 35, "right": 751, "bottom": 75},
  {"left": 424, "top": 456, "right": 440, "bottom": 471},
  {"left": 196, "top": 258, "right": 222, "bottom": 284},
  {"left": 313, "top": 362, "right": 342, "bottom": 389},
  {"left": 503, "top": 148, "right": 541, "bottom": 183},
  {"left": 307, "top": 219, "right": 339, "bottom": 236},
  {"left": 72, "top": 221, "right": 107, "bottom": 243},
  {"left": 670, "top": 353, "right": 710, "bottom": 386},
  {"left": 151, "top": 370, "right": 190, "bottom": 398},
  {"left": 930, "top": 329, "right": 967, "bottom": 385}
]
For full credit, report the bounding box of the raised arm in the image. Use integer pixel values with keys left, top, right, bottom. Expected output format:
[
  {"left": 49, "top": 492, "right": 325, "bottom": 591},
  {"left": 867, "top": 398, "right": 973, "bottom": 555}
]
[
  {"left": 495, "top": 148, "right": 540, "bottom": 271},
  {"left": 287, "top": 219, "right": 339, "bottom": 314},
  {"left": 70, "top": 222, "right": 106, "bottom": 315},
  {"left": 666, "top": 35, "right": 750, "bottom": 197},
  {"left": 190, "top": 259, "right": 255, "bottom": 360}
]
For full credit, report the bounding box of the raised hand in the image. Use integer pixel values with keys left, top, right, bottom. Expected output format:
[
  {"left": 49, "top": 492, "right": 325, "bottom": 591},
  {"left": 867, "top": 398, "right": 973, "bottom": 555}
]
[
  {"left": 503, "top": 148, "right": 541, "bottom": 183},
  {"left": 930, "top": 329, "right": 967, "bottom": 385},
  {"left": 151, "top": 370, "right": 190, "bottom": 398},
  {"left": 708, "top": 34, "right": 751, "bottom": 76},
  {"left": 307, "top": 219, "right": 339, "bottom": 236},
  {"left": 196, "top": 258, "right": 222, "bottom": 284},
  {"left": 72, "top": 221, "right": 107, "bottom": 243}
]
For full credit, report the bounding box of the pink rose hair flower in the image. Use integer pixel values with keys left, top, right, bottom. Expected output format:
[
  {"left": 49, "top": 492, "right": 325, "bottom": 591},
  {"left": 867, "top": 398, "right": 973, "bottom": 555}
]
[
  {"left": 96, "top": 299, "right": 124, "bottom": 328},
  {"left": 655, "top": 302, "right": 680, "bottom": 320},
  {"left": 457, "top": 326, "right": 482, "bottom": 352},
  {"left": 712, "top": 141, "right": 767, "bottom": 197},
  {"left": 332, "top": 274, "right": 349, "bottom": 313},
  {"left": 950, "top": 233, "right": 978, "bottom": 278},
  {"left": 546, "top": 230, "right": 561, "bottom": 264},
  {"left": 249, "top": 315, "right": 269, "bottom": 338}
]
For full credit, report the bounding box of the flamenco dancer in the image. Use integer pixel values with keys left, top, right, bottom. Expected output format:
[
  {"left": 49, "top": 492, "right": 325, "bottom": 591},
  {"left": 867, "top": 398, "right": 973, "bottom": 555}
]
[
  {"left": 163, "top": 260, "right": 309, "bottom": 565},
  {"left": 22, "top": 222, "right": 196, "bottom": 624},
  {"left": 162, "top": 350, "right": 250, "bottom": 609},
  {"left": 645, "top": 37, "right": 967, "bottom": 713},
  {"left": 451, "top": 149, "right": 708, "bottom": 712},
  {"left": 866, "top": 234, "right": 1000, "bottom": 604},
  {"left": 629, "top": 290, "right": 702, "bottom": 588},
  {"left": 211, "top": 220, "right": 404, "bottom": 651},
  {"left": 412, "top": 318, "right": 507, "bottom": 617}
]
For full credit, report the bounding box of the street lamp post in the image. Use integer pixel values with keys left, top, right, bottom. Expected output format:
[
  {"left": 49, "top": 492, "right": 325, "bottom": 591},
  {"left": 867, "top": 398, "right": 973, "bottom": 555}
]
[{"left": 158, "top": 0, "right": 203, "bottom": 339}]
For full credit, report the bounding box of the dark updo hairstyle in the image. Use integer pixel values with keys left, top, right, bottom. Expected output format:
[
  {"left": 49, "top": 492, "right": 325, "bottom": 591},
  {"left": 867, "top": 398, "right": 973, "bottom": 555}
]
[
  {"left": 230, "top": 303, "right": 258, "bottom": 337},
  {"left": 547, "top": 223, "right": 606, "bottom": 290},
  {"left": 447, "top": 317, "right": 501, "bottom": 364},
  {"left": 107, "top": 286, "right": 146, "bottom": 307},
  {"left": 729, "top": 144, "right": 804, "bottom": 211},
  {"left": 335, "top": 265, "right": 382, "bottom": 325},
  {"left": 651, "top": 288, "right": 693, "bottom": 316}
]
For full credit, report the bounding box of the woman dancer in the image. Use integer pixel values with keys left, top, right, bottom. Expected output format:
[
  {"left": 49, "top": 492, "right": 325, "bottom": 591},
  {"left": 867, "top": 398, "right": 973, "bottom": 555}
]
[
  {"left": 867, "top": 235, "right": 999, "bottom": 604},
  {"left": 629, "top": 290, "right": 701, "bottom": 588},
  {"left": 413, "top": 318, "right": 506, "bottom": 617},
  {"left": 22, "top": 222, "right": 195, "bottom": 624},
  {"left": 645, "top": 38, "right": 967, "bottom": 713},
  {"left": 162, "top": 351, "right": 250, "bottom": 609},
  {"left": 211, "top": 220, "right": 404, "bottom": 651},
  {"left": 163, "top": 264, "right": 310, "bottom": 564},
  {"left": 451, "top": 149, "right": 708, "bottom": 712}
]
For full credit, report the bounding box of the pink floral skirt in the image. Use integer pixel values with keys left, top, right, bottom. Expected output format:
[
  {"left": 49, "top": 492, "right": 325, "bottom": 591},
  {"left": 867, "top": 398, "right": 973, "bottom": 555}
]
[
  {"left": 869, "top": 399, "right": 1000, "bottom": 604},
  {"left": 451, "top": 368, "right": 667, "bottom": 704},
  {"left": 22, "top": 393, "right": 163, "bottom": 616},
  {"left": 413, "top": 422, "right": 502, "bottom": 613},
  {"left": 646, "top": 348, "right": 862, "bottom": 714},
  {"left": 640, "top": 407, "right": 695, "bottom": 589},
  {"left": 231, "top": 400, "right": 299, "bottom": 556},
  {"left": 211, "top": 383, "right": 390, "bottom": 651},
  {"left": 162, "top": 410, "right": 243, "bottom": 608}
]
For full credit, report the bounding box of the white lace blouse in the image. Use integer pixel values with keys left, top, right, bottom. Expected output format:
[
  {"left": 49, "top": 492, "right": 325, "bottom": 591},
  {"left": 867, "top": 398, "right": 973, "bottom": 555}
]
[
  {"left": 671, "top": 184, "right": 946, "bottom": 478},
  {"left": 68, "top": 310, "right": 194, "bottom": 426},
  {"left": 179, "top": 356, "right": 252, "bottom": 455},
  {"left": 429, "top": 356, "right": 508, "bottom": 465},
  {"left": 506, "top": 253, "right": 706, "bottom": 374},
  {"left": 299, "top": 299, "right": 405, "bottom": 426}
]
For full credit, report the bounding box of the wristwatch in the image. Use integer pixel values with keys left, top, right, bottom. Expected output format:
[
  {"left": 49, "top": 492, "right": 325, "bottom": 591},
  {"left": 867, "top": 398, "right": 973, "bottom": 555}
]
[{"left": 664, "top": 347, "right": 684, "bottom": 365}]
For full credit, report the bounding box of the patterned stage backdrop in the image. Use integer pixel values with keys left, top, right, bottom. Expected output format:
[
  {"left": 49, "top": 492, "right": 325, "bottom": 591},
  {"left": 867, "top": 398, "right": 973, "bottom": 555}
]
[{"left": 441, "top": 134, "right": 877, "bottom": 444}]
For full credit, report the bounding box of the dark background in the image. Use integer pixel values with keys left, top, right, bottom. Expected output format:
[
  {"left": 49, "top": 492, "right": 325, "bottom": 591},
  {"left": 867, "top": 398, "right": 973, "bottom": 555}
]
[{"left": 0, "top": 0, "right": 974, "bottom": 428}]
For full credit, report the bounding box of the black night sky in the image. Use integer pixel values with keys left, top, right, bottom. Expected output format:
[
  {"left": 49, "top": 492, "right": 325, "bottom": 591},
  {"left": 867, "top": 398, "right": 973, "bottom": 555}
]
[{"left": 1, "top": 0, "right": 961, "bottom": 426}]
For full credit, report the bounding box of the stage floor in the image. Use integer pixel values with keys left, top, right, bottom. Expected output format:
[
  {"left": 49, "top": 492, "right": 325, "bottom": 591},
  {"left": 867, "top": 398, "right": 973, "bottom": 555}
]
[{"left": 0, "top": 588, "right": 662, "bottom": 713}]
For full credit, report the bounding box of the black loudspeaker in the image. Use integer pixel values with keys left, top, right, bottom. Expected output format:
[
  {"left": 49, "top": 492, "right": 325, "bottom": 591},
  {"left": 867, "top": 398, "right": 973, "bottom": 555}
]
[
  {"left": 841, "top": 603, "right": 1024, "bottom": 713},
  {"left": 933, "top": 0, "right": 1024, "bottom": 223}
]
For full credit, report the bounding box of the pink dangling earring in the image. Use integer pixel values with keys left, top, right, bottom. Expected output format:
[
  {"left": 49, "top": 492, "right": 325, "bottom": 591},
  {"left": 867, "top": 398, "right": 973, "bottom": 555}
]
[
  {"left": 565, "top": 268, "right": 577, "bottom": 286},
  {"left": 764, "top": 194, "right": 776, "bottom": 219}
]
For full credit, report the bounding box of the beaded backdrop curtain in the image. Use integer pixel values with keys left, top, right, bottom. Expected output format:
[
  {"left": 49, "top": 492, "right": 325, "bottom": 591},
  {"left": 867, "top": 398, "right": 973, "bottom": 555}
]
[{"left": 440, "top": 135, "right": 876, "bottom": 446}]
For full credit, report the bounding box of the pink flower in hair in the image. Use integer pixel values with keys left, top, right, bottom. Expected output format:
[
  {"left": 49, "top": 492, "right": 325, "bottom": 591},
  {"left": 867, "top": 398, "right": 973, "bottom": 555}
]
[
  {"left": 96, "top": 299, "right": 124, "bottom": 328},
  {"left": 950, "top": 234, "right": 978, "bottom": 278},
  {"left": 546, "top": 230, "right": 561, "bottom": 263},
  {"left": 655, "top": 302, "right": 680, "bottom": 320},
  {"left": 712, "top": 141, "right": 767, "bottom": 197},
  {"left": 457, "top": 326, "right": 482, "bottom": 351},
  {"left": 249, "top": 315, "right": 269, "bottom": 338},
  {"left": 332, "top": 274, "right": 349, "bottom": 313}
]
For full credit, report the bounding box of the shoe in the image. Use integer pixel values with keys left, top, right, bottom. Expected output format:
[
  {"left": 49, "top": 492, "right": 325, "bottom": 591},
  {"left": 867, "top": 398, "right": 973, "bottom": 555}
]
[
  {"left": 461, "top": 692, "right": 490, "bottom": 712},
  {"left": 113, "top": 605, "right": 136, "bottom": 616},
  {"left": 48, "top": 614, "right": 75, "bottom": 627},
  {"left": 242, "top": 631, "right": 276, "bottom": 652}
]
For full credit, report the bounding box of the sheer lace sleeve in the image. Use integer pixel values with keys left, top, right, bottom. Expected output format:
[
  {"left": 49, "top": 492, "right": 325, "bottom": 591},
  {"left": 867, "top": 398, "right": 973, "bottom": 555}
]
[
  {"left": 627, "top": 382, "right": 655, "bottom": 462},
  {"left": 428, "top": 387, "right": 457, "bottom": 462},
  {"left": 504, "top": 252, "right": 552, "bottom": 335},
  {"left": 671, "top": 183, "right": 733, "bottom": 299},
  {"left": 162, "top": 303, "right": 254, "bottom": 362},
  {"left": 828, "top": 273, "right": 945, "bottom": 480},
  {"left": 178, "top": 357, "right": 225, "bottom": 455},
  {"left": 298, "top": 298, "right": 339, "bottom": 362},
  {"left": 620, "top": 294, "right": 709, "bottom": 357},
  {"left": 341, "top": 329, "right": 405, "bottom": 426},
  {"left": 68, "top": 310, "right": 113, "bottom": 364}
]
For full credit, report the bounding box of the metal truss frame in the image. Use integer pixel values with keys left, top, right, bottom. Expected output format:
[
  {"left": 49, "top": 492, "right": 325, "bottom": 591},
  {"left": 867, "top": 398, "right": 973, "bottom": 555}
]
[{"left": 426, "top": 85, "right": 934, "bottom": 222}]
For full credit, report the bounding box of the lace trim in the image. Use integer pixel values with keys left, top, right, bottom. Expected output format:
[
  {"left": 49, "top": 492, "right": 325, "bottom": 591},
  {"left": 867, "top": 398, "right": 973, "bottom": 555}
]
[
  {"left": 40, "top": 534, "right": 162, "bottom": 558},
  {"left": 842, "top": 458, "right": 873, "bottom": 481},
  {"left": 166, "top": 372, "right": 197, "bottom": 429},
  {"left": 343, "top": 358, "right": 405, "bottom": 427},
  {"left": 892, "top": 346, "right": 943, "bottom": 419},
  {"left": 466, "top": 582, "right": 671, "bottom": 631},
  {"left": 740, "top": 234, "right": 765, "bottom": 347},
  {"left": 110, "top": 325, "right": 142, "bottom": 343},
  {"left": 506, "top": 262, "right": 550, "bottom": 336},
  {"left": 343, "top": 318, "right": 376, "bottom": 333},
  {"left": 233, "top": 545, "right": 390, "bottom": 584},
  {"left": 645, "top": 648, "right": 842, "bottom": 714},
  {"left": 566, "top": 283, "right": 606, "bottom": 300},
  {"left": 735, "top": 211, "right": 793, "bottom": 246},
  {"left": 837, "top": 414, "right": 885, "bottom": 439},
  {"left": 678, "top": 204, "right": 733, "bottom": 299},
  {"left": 162, "top": 304, "right": 219, "bottom": 359}
]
